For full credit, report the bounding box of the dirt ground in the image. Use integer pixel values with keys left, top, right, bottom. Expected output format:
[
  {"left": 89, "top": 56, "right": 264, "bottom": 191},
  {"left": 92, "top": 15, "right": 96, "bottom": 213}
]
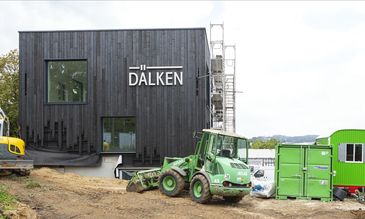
[{"left": 0, "top": 168, "right": 365, "bottom": 219}]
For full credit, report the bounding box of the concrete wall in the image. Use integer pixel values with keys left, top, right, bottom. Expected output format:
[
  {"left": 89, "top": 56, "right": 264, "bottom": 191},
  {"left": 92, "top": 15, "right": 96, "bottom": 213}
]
[{"left": 57, "top": 156, "right": 119, "bottom": 178}]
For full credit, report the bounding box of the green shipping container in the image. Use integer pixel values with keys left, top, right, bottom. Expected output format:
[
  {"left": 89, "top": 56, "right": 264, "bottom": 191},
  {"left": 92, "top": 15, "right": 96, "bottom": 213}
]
[{"left": 275, "top": 144, "right": 333, "bottom": 201}]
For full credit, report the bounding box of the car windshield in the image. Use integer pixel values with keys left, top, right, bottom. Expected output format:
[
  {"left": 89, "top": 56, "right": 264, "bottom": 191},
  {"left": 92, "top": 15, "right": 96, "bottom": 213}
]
[{"left": 211, "top": 135, "right": 240, "bottom": 158}]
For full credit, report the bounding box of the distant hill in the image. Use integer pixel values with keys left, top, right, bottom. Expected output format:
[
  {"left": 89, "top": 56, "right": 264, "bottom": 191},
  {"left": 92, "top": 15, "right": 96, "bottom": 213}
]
[{"left": 251, "top": 135, "right": 319, "bottom": 144}]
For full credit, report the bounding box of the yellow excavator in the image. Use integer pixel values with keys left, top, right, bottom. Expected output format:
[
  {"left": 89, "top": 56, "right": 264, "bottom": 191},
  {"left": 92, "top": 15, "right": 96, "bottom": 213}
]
[{"left": 0, "top": 108, "right": 33, "bottom": 176}]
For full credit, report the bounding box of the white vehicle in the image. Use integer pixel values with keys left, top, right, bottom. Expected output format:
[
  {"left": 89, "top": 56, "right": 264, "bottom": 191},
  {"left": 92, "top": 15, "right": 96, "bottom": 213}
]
[{"left": 251, "top": 166, "right": 275, "bottom": 181}]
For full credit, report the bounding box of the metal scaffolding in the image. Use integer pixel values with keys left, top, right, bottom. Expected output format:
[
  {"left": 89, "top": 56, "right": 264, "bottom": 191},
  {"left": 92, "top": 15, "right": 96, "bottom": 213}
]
[{"left": 209, "top": 23, "right": 236, "bottom": 132}]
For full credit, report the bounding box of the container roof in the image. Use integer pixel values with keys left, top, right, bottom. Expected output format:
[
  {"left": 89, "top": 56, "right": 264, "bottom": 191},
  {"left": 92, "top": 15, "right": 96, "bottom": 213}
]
[
  {"left": 316, "top": 128, "right": 365, "bottom": 139},
  {"left": 202, "top": 129, "right": 247, "bottom": 139}
]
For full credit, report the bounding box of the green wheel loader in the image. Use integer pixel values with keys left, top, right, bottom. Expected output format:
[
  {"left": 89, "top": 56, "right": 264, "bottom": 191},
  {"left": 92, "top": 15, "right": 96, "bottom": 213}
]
[{"left": 127, "top": 129, "right": 251, "bottom": 204}]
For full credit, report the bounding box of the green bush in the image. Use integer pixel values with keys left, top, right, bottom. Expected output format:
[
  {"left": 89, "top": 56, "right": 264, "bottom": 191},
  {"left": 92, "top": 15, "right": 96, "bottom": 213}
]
[{"left": 0, "top": 49, "right": 19, "bottom": 137}]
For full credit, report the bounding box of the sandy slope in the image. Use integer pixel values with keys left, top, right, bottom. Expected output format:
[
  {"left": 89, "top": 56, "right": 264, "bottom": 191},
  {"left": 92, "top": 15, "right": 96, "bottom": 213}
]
[{"left": 0, "top": 168, "right": 364, "bottom": 219}]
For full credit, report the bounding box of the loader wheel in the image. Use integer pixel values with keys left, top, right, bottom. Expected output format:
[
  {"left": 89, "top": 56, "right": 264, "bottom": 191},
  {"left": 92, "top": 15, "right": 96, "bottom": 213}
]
[
  {"left": 159, "top": 170, "right": 184, "bottom": 197},
  {"left": 223, "top": 196, "right": 243, "bottom": 203},
  {"left": 190, "top": 175, "right": 211, "bottom": 204}
]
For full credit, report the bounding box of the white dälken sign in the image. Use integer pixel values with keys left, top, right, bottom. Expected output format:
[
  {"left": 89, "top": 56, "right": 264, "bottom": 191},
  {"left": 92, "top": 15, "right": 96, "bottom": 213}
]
[{"left": 129, "top": 65, "right": 183, "bottom": 86}]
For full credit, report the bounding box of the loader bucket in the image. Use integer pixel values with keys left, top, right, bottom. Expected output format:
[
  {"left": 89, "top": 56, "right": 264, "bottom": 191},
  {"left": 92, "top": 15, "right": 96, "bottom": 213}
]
[
  {"left": 126, "top": 168, "right": 161, "bottom": 193},
  {"left": 126, "top": 180, "right": 144, "bottom": 193}
]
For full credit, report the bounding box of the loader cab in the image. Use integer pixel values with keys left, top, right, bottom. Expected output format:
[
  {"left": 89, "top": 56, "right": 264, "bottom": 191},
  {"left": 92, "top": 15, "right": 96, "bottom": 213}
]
[
  {"left": 210, "top": 133, "right": 248, "bottom": 161},
  {"left": 194, "top": 129, "right": 249, "bottom": 168},
  {"left": 211, "top": 134, "right": 237, "bottom": 158}
]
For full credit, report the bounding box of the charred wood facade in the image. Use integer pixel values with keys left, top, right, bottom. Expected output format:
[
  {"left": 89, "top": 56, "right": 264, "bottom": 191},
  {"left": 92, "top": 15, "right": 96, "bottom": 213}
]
[{"left": 19, "top": 28, "right": 211, "bottom": 167}]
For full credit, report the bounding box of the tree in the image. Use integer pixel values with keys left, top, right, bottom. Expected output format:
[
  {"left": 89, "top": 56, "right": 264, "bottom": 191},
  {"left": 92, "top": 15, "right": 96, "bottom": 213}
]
[
  {"left": 251, "top": 138, "right": 279, "bottom": 149},
  {"left": 0, "top": 49, "right": 19, "bottom": 137}
]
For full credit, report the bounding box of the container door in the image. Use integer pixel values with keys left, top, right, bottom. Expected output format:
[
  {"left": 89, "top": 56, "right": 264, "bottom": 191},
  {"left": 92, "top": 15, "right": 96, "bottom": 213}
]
[
  {"left": 305, "top": 147, "right": 332, "bottom": 198},
  {"left": 277, "top": 147, "right": 304, "bottom": 197}
]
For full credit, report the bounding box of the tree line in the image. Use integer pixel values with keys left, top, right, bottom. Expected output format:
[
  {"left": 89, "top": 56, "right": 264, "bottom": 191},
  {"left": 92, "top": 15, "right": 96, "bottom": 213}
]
[
  {"left": 0, "top": 49, "right": 19, "bottom": 136},
  {"left": 250, "top": 138, "right": 279, "bottom": 149}
]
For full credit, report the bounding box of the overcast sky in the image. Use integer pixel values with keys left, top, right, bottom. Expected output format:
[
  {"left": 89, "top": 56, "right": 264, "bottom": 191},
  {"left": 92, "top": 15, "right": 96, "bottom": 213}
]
[{"left": 1, "top": 1, "right": 364, "bottom": 137}]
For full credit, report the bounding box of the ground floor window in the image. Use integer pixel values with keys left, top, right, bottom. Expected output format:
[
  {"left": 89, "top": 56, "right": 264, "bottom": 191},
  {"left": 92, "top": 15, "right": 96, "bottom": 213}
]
[
  {"left": 345, "top": 143, "right": 363, "bottom": 162},
  {"left": 102, "top": 117, "right": 136, "bottom": 152}
]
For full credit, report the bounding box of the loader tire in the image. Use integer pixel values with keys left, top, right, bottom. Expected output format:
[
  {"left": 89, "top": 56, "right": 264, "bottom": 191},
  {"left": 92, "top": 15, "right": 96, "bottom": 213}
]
[
  {"left": 190, "top": 174, "right": 211, "bottom": 204},
  {"left": 159, "top": 170, "right": 185, "bottom": 197},
  {"left": 223, "top": 196, "right": 243, "bottom": 203}
]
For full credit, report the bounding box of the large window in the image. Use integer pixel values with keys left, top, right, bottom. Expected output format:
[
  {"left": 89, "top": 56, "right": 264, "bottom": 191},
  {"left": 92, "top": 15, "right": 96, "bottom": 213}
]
[
  {"left": 102, "top": 117, "right": 136, "bottom": 153},
  {"left": 47, "top": 60, "right": 87, "bottom": 103},
  {"left": 346, "top": 143, "right": 363, "bottom": 162}
]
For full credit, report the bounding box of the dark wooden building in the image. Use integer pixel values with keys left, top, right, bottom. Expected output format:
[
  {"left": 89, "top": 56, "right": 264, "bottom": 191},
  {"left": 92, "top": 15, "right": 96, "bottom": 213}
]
[{"left": 19, "top": 28, "right": 211, "bottom": 168}]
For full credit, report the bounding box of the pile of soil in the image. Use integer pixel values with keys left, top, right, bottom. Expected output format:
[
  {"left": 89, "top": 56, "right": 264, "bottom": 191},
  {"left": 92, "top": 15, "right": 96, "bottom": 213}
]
[
  {"left": 3, "top": 202, "right": 37, "bottom": 219},
  {"left": 351, "top": 209, "right": 365, "bottom": 219}
]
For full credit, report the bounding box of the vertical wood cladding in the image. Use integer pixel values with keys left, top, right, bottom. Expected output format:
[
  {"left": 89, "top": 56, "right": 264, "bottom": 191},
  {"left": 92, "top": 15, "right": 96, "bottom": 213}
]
[{"left": 19, "top": 28, "right": 211, "bottom": 166}]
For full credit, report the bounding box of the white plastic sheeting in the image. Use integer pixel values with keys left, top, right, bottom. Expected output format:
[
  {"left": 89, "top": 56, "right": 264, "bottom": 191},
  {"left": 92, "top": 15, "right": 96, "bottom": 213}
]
[{"left": 250, "top": 178, "right": 276, "bottom": 198}]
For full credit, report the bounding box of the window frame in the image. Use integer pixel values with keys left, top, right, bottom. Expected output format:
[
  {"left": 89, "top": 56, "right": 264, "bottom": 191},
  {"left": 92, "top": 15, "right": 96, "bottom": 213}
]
[
  {"left": 45, "top": 59, "right": 89, "bottom": 105},
  {"left": 101, "top": 116, "right": 137, "bottom": 154},
  {"left": 237, "top": 138, "right": 248, "bottom": 162},
  {"left": 210, "top": 134, "right": 239, "bottom": 159},
  {"left": 344, "top": 143, "right": 364, "bottom": 163}
]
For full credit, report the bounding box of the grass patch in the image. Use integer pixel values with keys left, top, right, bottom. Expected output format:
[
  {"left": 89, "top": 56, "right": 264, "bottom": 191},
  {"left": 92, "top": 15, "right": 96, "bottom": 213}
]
[
  {"left": 25, "top": 180, "right": 41, "bottom": 189},
  {"left": 0, "top": 185, "right": 16, "bottom": 212},
  {"left": 7, "top": 174, "right": 27, "bottom": 182}
]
